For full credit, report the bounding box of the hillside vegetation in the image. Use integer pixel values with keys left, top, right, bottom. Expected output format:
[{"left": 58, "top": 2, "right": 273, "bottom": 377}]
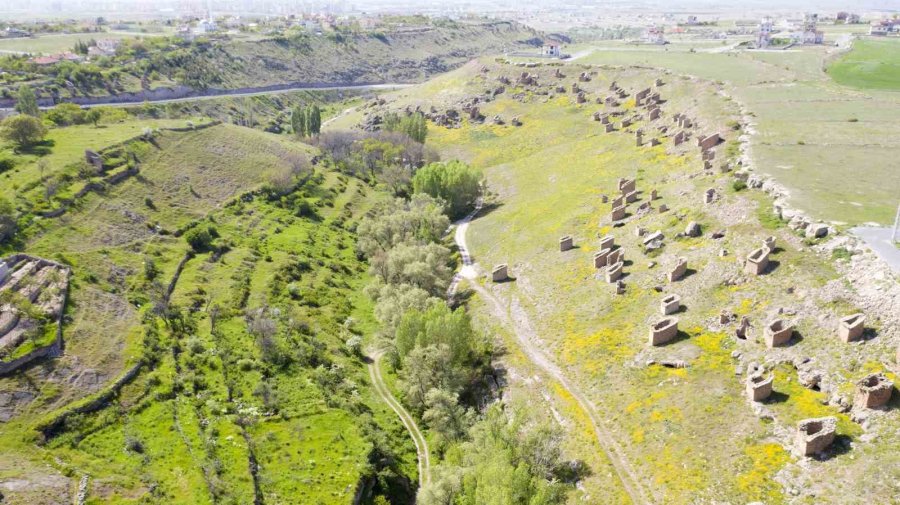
[{"left": 827, "top": 39, "right": 900, "bottom": 90}]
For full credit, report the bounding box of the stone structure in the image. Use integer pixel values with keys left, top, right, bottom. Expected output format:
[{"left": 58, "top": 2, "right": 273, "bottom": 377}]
[
  {"left": 84, "top": 149, "right": 103, "bottom": 171},
  {"left": 649, "top": 317, "right": 679, "bottom": 346},
  {"left": 492, "top": 264, "right": 509, "bottom": 282},
  {"left": 611, "top": 195, "right": 624, "bottom": 208},
  {"left": 764, "top": 319, "right": 794, "bottom": 348},
  {"left": 685, "top": 221, "right": 701, "bottom": 237},
  {"left": 625, "top": 190, "right": 639, "bottom": 204},
  {"left": 838, "top": 313, "right": 866, "bottom": 342},
  {"left": 559, "top": 235, "right": 574, "bottom": 252},
  {"left": 605, "top": 123, "right": 615, "bottom": 133},
  {"left": 764, "top": 236, "right": 776, "bottom": 250},
  {"left": 593, "top": 249, "right": 611, "bottom": 268},
  {"left": 618, "top": 178, "right": 636, "bottom": 195},
  {"left": 635, "top": 129, "right": 643, "bottom": 147},
  {"left": 673, "top": 131, "right": 685, "bottom": 146},
  {"left": 649, "top": 189, "right": 658, "bottom": 200},
  {"left": 658, "top": 204, "right": 668, "bottom": 213},
  {"left": 660, "top": 294, "right": 681, "bottom": 315},
  {"left": 611, "top": 205, "right": 626, "bottom": 221},
  {"left": 649, "top": 108, "right": 660, "bottom": 121},
  {"left": 668, "top": 257, "right": 687, "bottom": 282},
  {"left": 697, "top": 133, "right": 721, "bottom": 151},
  {"left": 855, "top": 373, "right": 893, "bottom": 409},
  {"left": 744, "top": 247, "right": 770, "bottom": 275},
  {"left": 606, "top": 261, "right": 623, "bottom": 282},
  {"left": 746, "top": 373, "right": 774, "bottom": 401},
  {"left": 599, "top": 235, "right": 615, "bottom": 251},
  {"left": 795, "top": 417, "right": 837, "bottom": 456},
  {"left": 704, "top": 188, "right": 716, "bottom": 204},
  {"left": 736, "top": 316, "right": 751, "bottom": 339},
  {"left": 607, "top": 248, "right": 624, "bottom": 266}
]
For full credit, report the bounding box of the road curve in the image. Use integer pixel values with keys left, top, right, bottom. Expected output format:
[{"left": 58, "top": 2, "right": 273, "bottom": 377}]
[
  {"left": 451, "top": 198, "right": 651, "bottom": 505},
  {"left": 367, "top": 351, "right": 431, "bottom": 488}
]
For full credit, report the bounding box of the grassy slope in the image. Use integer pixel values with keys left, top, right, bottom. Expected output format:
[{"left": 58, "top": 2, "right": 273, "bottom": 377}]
[
  {"left": 827, "top": 39, "right": 900, "bottom": 90},
  {"left": 0, "top": 124, "right": 412, "bottom": 504},
  {"left": 578, "top": 42, "right": 900, "bottom": 225},
  {"left": 379, "top": 61, "right": 899, "bottom": 504}
]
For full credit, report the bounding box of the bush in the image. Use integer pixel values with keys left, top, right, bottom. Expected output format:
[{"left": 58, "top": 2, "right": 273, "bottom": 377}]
[
  {"left": 732, "top": 180, "right": 747, "bottom": 192},
  {"left": 0, "top": 157, "right": 14, "bottom": 174},
  {"left": 412, "top": 160, "right": 482, "bottom": 219},
  {"left": 184, "top": 224, "right": 219, "bottom": 252}
]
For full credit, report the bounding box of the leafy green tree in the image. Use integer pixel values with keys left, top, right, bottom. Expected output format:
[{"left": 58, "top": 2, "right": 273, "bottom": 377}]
[
  {"left": 307, "top": 104, "right": 321, "bottom": 135},
  {"left": 399, "top": 344, "right": 464, "bottom": 413},
  {"left": 14, "top": 85, "right": 40, "bottom": 117},
  {"left": 291, "top": 105, "right": 307, "bottom": 136},
  {"left": 0, "top": 197, "right": 17, "bottom": 244},
  {"left": 412, "top": 160, "right": 482, "bottom": 219},
  {"left": 395, "top": 303, "right": 476, "bottom": 364},
  {"left": 357, "top": 194, "right": 449, "bottom": 257},
  {"left": 369, "top": 242, "right": 452, "bottom": 296},
  {"left": 0, "top": 115, "right": 47, "bottom": 149},
  {"left": 85, "top": 108, "right": 102, "bottom": 127},
  {"left": 369, "top": 282, "right": 441, "bottom": 337},
  {"left": 383, "top": 112, "right": 427, "bottom": 143},
  {"left": 45, "top": 103, "right": 85, "bottom": 126},
  {"left": 184, "top": 224, "right": 218, "bottom": 252},
  {"left": 423, "top": 388, "right": 472, "bottom": 446}
]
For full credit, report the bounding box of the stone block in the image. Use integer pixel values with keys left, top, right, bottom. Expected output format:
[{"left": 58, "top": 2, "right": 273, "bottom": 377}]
[
  {"left": 838, "top": 313, "right": 865, "bottom": 342},
  {"left": 491, "top": 264, "right": 508, "bottom": 282},
  {"left": 606, "top": 261, "right": 623, "bottom": 282},
  {"left": 649, "top": 317, "right": 679, "bottom": 346},
  {"left": 599, "top": 235, "right": 615, "bottom": 251},
  {"left": 795, "top": 417, "right": 836, "bottom": 456},
  {"left": 744, "top": 246, "right": 770, "bottom": 275},
  {"left": 559, "top": 235, "right": 574, "bottom": 252},
  {"left": 747, "top": 373, "right": 774, "bottom": 401},
  {"left": 855, "top": 373, "right": 893, "bottom": 409},
  {"left": 668, "top": 257, "right": 687, "bottom": 282},
  {"left": 611, "top": 205, "right": 626, "bottom": 221},
  {"left": 764, "top": 319, "right": 793, "bottom": 348},
  {"left": 660, "top": 294, "right": 681, "bottom": 315}
]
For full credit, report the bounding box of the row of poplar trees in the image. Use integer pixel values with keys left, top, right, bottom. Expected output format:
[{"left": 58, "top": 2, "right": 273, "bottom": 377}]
[{"left": 291, "top": 104, "right": 321, "bottom": 137}]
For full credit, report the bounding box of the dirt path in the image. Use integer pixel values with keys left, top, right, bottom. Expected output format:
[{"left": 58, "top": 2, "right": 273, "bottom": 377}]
[
  {"left": 452, "top": 201, "right": 651, "bottom": 505},
  {"left": 367, "top": 352, "right": 431, "bottom": 488}
]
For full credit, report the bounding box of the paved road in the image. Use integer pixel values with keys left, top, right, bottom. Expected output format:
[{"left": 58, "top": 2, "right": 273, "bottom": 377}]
[
  {"left": 851, "top": 227, "right": 900, "bottom": 272},
  {"left": 449, "top": 198, "right": 651, "bottom": 504},
  {"left": 4, "top": 83, "right": 412, "bottom": 111},
  {"left": 367, "top": 351, "right": 431, "bottom": 488}
]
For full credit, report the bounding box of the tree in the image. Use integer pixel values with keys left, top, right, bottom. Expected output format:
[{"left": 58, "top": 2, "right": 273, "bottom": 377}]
[
  {"left": 85, "top": 108, "right": 102, "bottom": 127},
  {"left": 394, "top": 303, "right": 476, "bottom": 364},
  {"left": 412, "top": 160, "right": 482, "bottom": 219},
  {"left": 308, "top": 104, "right": 321, "bottom": 136},
  {"left": 357, "top": 194, "right": 449, "bottom": 257},
  {"left": 184, "top": 224, "right": 218, "bottom": 252},
  {"left": 370, "top": 282, "right": 441, "bottom": 337},
  {"left": 423, "top": 388, "right": 472, "bottom": 446},
  {"left": 14, "top": 85, "right": 39, "bottom": 117},
  {"left": 0, "top": 197, "right": 17, "bottom": 244},
  {"left": 398, "top": 344, "right": 463, "bottom": 413},
  {"left": 0, "top": 115, "right": 47, "bottom": 150},
  {"left": 291, "top": 105, "right": 307, "bottom": 137},
  {"left": 369, "top": 242, "right": 452, "bottom": 297},
  {"left": 45, "top": 103, "right": 85, "bottom": 126}
]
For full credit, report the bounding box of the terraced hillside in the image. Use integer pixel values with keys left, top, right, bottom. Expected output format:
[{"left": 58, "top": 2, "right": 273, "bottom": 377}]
[
  {"left": 0, "top": 123, "right": 418, "bottom": 504},
  {"left": 333, "top": 60, "right": 900, "bottom": 503}
]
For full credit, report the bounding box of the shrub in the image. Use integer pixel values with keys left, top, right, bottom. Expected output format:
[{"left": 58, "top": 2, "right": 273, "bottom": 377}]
[
  {"left": 411, "top": 160, "right": 482, "bottom": 219},
  {"left": 184, "top": 224, "right": 219, "bottom": 252},
  {"left": 0, "top": 115, "right": 47, "bottom": 149},
  {"left": 732, "top": 180, "right": 747, "bottom": 192}
]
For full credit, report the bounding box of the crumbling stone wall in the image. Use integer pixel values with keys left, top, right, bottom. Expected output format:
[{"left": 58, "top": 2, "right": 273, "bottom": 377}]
[
  {"left": 854, "top": 373, "right": 892, "bottom": 408},
  {"left": 795, "top": 417, "right": 836, "bottom": 456},
  {"left": 649, "top": 317, "right": 679, "bottom": 346}
]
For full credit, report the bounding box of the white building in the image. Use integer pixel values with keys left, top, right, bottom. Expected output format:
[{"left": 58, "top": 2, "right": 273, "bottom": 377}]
[
  {"left": 644, "top": 25, "right": 666, "bottom": 45},
  {"left": 757, "top": 17, "right": 773, "bottom": 48},
  {"left": 542, "top": 40, "right": 561, "bottom": 57}
]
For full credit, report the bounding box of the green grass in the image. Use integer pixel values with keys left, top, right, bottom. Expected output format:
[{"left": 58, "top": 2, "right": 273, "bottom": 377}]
[
  {"left": 828, "top": 39, "right": 900, "bottom": 90},
  {"left": 0, "top": 32, "right": 154, "bottom": 54}
]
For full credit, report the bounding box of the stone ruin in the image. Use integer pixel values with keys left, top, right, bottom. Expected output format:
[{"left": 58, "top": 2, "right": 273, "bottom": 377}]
[
  {"left": 735, "top": 316, "right": 751, "bottom": 339},
  {"left": 764, "top": 236, "right": 776, "bottom": 250},
  {"left": 854, "top": 373, "right": 893, "bottom": 409},
  {"left": 668, "top": 257, "right": 687, "bottom": 282},
  {"left": 635, "top": 129, "right": 644, "bottom": 147},
  {"left": 492, "top": 115, "right": 504, "bottom": 125},
  {"left": 606, "top": 261, "right": 623, "bottom": 282},
  {"left": 649, "top": 317, "right": 679, "bottom": 346},
  {"left": 697, "top": 133, "right": 721, "bottom": 152},
  {"left": 746, "top": 372, "right": 774, "bottom": 402},
  {"left": 511, "top": 116, "right": 522, "bottom": 127},
  {"left": 650, "top": 189, "right": 658, "bottom": 200},
  {"left": 618, "top": 178, "right": 636, "bottom": 195},
  {"left": 611, "top": 195, "right": 624, "bottom": 208},
  {"left": 593, "top": 249, "right": 611, "bottom": 268},
  {"left": 838, "top": 313, "right": 865, "bottom": 342},
  {"left": 498, "top": 75, "right": 511, "bottom": 85},
  {"left": 576, "top": 92, "right": 587, "bottom": 104},
  {"left": 607, "top": 248, "right": 624, "bottom": 266},
  {"left": 658, "top": 204, "right": 669, "bottom": 213},
  {"left": 625, "top": 190, "right": 639, "bottom": 204},
  {"left": 0, "top": 255, "right": 71, "bottom": 374},
  {"left": 610, "top": 205, "right": 626, "bottom": 221},
  {"left": 795, "top": 417, "right": 837, "bottom": 456},
  {"left": 649, "top": 108, "right": 661, "bottom": 121},
  {"left": 554, "top": 68, "right": 565, "bottom": 79},
  {"left": 604, "top": 123, "right": 616, "bottom": 133},
  {"left": 764, "top": 319, "right": 794, "bottom": 348},
  {"left": 599, "top": 235, "right": 614, "bottom": 251},
  {"left": 744, "top": 246, "right": 770, "bottom": 276},
  {"left": 649, "top": 138, "right": 661, "bottom": 147},
  {"left": 517, "top": 72, "right": 537, "bottom": 86},
  {"left": 492, "top": 264, "right": 509, "bottom": 282},
  {"left": 616, "top": 280, "right": 626, "bottom": 295},
  {"left": 673, "top": 131, "right": 685, "bottom": 146},
  {"left": 634, "top": 88, "right": 652, "bottom": 106},
  {"left": 660, "top": 294, "right": 681, "bottom": 315},
  {"left": 559, "top": 235, "right": 574, "bottom": 252},
  {"left": 571, "top": 82, "right": 581, "bottom": 94},
  {"left": 703, "top": 188, "right": 717, "bottom": 204},
  {"left": 578, "top": 72, "right": 591, "bottom": 82}
]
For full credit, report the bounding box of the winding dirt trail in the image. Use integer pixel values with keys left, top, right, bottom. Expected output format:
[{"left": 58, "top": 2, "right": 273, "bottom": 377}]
[
  {"left": 452, "top": 200, "right": 651, "bottom": 505},
  {"left": 367, "top": 352, "right": 431, "bottom": 488}
]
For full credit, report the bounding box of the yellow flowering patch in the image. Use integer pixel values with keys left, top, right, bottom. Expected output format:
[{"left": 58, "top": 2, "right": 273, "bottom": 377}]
[{"left": 734, "top": 443, "right": 790, "bottom": 502}]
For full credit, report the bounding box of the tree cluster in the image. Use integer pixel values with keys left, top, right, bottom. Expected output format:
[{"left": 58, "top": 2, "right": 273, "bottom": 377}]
[{"left": 291, "top": 104, "right": 322, "bottom": 137}]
